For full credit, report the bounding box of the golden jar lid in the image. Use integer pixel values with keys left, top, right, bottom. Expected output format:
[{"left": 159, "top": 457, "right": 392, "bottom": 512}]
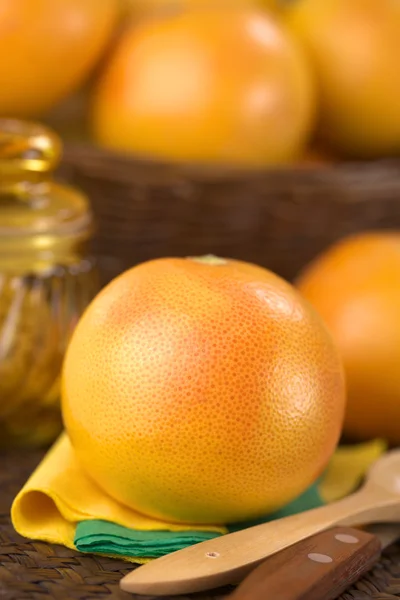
[{"left": 0, "top": 119, "right": 92, "bottom": 238}]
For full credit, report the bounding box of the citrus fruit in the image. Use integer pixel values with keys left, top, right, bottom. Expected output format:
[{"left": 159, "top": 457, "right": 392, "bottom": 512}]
[
  {"left": 0, "top": 0, "right": 119, "bottom": 118},
  {"left": 92, "top": 6, "right": 315, "bottom": 166},
  {"left": 62, "top": 256, "right": 345, "bottom": 524},
  {"left": 121, "top": 0, "right": 278, "bottom": 18},
  {"left": 297, "top": 232, "right": 400, "bottom": 445},
  {"left": 284, "top": 0, "right": 400, "bottom": 159}
]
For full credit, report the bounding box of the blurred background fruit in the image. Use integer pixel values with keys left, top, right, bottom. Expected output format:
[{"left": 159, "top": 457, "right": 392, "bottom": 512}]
[
  {"left": 92, "top": 6, "right": 316, "bottom": 166},
  {"left": 297, "top": 232, "right": 400, "bottom": 446},
  {"left": 120, "top": 0, "right": 279, "bottom": 20},
  {"left": 284, "top": 0, "right": 400, "bottom": 159},
  {"left": 62, "top": 256, "right": 345, "bottom": 524},
  {"left": 0, "top": 0, "right": 120, "bottom": 118}
]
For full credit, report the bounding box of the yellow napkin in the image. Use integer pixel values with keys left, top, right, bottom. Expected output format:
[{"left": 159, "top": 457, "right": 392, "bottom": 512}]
[
  {"left": 11, "top": 433, "right": 226, "bottom": 563},
  {"left": 11, "top": 433, "right": 387, "bottom": 563},
  {"left": 319, "top": 438, "right": 387, "bottom": 503}
]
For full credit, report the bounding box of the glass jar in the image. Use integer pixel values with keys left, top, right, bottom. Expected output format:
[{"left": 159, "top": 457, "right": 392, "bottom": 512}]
[{"left": 0, "top": 119, "right": 98, "bottom": 448}]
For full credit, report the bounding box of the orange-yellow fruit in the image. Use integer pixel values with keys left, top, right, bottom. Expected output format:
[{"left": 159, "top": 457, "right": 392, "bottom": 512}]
[
  {"left": 0, "top": 0, "right": 119, "bottom": 118},
  {"left": 284, "top": 0, "right": 400, "bottom": 158},
  {"left": 297, "top": 233, "right": 400, "bottom": 445},
  {"left": 121, "top": 0, "right": 278, "bottom": 18},
  {"left": 62, "top": 256, "right": 345, "bottom": 524},
  {"left": 92, "top": 7, "right": 315, "bottom": 166}
]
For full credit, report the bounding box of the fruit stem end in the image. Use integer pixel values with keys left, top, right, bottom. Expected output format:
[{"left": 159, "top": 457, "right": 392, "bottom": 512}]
[{"left": 188, "top": 254, "right": 228, "bottom": 266}]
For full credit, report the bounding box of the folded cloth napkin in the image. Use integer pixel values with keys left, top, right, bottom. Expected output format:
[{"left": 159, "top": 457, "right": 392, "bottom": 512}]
[{"left": 11, "top": 433, "right": 386, "bottom": 564}]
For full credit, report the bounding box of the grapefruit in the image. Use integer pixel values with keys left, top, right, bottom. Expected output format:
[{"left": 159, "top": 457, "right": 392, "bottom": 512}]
[
  {"left": 284, "top": 0, "right": 400, "bottom": 159},
  {"left": 297, "top": 233, "right": 400, "bottom": 445},
  {"left": 62, "top": 256, "right": 345, "bottom": 524},
  {"left": 121, "top": 0, "right": 278, "bottom": 19},
  {"left": 92, "top": 6, "right": 315, "bottom": 166},
  {"left": 0, "top": 0, "right": 119, "bottom": 118}
]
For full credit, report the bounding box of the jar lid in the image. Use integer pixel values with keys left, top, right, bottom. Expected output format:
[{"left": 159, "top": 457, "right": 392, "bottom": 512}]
[{"left": 0, "top": 119, "right": 92, "bottom": 237}]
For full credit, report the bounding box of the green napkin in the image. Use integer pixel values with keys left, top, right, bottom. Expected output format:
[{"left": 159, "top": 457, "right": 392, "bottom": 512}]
[
  {"left": 75, "top": 521, "right": 222, "bottom": 558},
  {"left": 74, "top": 483, "right": 323, "bottom": 558}
]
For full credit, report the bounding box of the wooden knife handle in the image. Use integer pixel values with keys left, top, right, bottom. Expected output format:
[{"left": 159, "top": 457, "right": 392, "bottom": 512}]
[{"left": 230, "top": 526, "right": 381, "bottom": 600}]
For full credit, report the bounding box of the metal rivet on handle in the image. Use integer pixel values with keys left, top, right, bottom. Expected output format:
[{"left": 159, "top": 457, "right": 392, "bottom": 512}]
[
  {"left": 335, "top": 533, "right": 359, "bottom": 544},
  {"left": 308, "top": 553, "right": 333, "bottom": 563}
]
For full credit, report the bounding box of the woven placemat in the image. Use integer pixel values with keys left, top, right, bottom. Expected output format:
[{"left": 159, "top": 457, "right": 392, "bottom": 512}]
[{"left": 1, "top": 449, "right": 400, "bottom": 600}]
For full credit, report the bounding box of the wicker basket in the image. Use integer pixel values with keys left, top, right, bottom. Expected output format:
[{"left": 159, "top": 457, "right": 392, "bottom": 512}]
[{"left": 58, "top": 143, "right": 400, "bottom": 286}]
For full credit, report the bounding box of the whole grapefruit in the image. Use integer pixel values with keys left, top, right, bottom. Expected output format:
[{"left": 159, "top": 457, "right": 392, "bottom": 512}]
[
  {"left": 0, "top": 0, "right": 119, "bottom": 118},
  {"left": 121, "top": 0, "right": 278, "bottom": 19},
  {"left": 62, "top": 256, "right": 345, "bottom": 524},
  {"left": 297, "top": 233, "right": 400, "bottom": 446},
  {"left": 92, "top": 6, "right": 315, "bottom": 166},
  {"left": 284, "top": 0, "right": 400, "bottom": 159}
]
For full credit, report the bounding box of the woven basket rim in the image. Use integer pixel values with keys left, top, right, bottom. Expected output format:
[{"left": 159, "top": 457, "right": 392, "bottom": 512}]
[{"left": 62, "top": 141, "right": 400, "bottom": 183}]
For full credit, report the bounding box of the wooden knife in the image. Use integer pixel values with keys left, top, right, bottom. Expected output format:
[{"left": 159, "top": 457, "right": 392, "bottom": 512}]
[
  {"left": 120, "top": 524, "right": 400, "bottom": 597},
  {"left": 230, "top": 524, "right": 398, "bottom": 600}
]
